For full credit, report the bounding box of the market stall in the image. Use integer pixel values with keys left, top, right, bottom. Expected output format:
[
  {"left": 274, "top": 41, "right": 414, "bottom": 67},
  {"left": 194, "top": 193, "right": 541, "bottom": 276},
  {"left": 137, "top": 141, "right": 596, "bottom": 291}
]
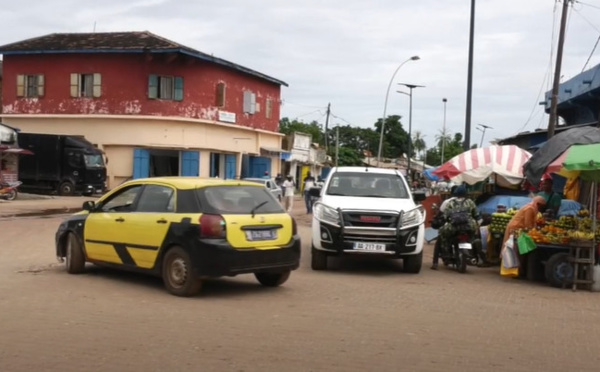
[{"left": 515, "top": 135, "right": 600, "bottom": 290}]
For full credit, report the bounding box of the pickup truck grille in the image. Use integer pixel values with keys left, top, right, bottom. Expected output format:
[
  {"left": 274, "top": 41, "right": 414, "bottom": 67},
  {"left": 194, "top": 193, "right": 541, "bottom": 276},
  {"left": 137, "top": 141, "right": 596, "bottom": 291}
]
[
  {"left": 341, "top": 212, "right": 399, "bottom": 228},
  {"left": 343, "top": 233, "right": 397, "bottom": 243}
]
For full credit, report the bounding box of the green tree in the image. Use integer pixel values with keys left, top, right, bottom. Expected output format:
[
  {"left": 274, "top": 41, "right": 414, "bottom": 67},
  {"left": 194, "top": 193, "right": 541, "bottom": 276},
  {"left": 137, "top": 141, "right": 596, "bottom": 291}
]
[
  {"left": 335, "top": 146, "right": 363, "bottom": 166},
  {"left": 279, "top": 118, "right": 324, "bottom": 145},
  {"left": 425, "top": 131, "right": 467, "bottom": 166},
  {"left": 373, "top": 115, "right": 410, "bottom": 159}
]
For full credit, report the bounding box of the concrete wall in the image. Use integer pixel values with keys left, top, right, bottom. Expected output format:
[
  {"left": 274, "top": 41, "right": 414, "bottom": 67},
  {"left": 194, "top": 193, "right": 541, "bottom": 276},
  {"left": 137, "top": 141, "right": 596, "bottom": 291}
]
[{"left": 2, "top": 115, "right": 282, "bottom": 188}]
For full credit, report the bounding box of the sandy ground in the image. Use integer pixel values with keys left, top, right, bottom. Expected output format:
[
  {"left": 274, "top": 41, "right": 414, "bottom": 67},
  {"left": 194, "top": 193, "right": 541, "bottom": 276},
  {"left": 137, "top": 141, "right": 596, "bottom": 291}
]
[{"left": 1, "top": 196, "right": 600, "bottom": 371}]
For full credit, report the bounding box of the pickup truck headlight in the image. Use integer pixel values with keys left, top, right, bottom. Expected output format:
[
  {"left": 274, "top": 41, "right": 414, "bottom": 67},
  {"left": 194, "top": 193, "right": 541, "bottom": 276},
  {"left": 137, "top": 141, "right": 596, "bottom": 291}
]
[
  {"left": 314, "top": 202, "right": 340, "bottom": 226},
  {"left": 400, "top": 206, "right": 425, "bottom": 229}
]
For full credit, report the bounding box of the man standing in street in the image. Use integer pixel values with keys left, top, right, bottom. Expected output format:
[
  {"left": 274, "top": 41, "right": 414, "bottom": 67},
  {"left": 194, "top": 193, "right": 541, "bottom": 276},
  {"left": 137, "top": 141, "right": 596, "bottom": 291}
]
[
  {"left": 282, "top": 175, "right": 295, "bottom": 213},
  {"left": 303, "top": 171, "right": 316, "bottom": 214}
]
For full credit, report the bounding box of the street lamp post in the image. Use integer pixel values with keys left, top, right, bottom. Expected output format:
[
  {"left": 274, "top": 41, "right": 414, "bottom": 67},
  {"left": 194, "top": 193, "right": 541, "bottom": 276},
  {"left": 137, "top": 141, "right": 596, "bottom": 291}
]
[
  {"left": 441, "top": 98, "right": 447, "bottom": 164},
  {"left": 476, "top": 124, "right": 492, "bottom": 147},
  {"left": 398, "top": 83, "right": 425, "bottom": 181},
  {"left": 377, "top": 56, "right": 420, "bottom": 165}
]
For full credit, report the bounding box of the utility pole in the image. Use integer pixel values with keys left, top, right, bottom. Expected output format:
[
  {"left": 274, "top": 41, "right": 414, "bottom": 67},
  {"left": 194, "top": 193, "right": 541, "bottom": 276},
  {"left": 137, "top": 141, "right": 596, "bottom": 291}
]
[
  {"left": 335, "top": 126, "right": 339, "bottom": 167},
  {"left": 324, "top": 102, "right": 331, "bottom": 151},
  {"left": 464, "top": 0, "right": 476, "bottom": 151},
  {"left": 548, "top": 0, "right": 572, "bottom": 139},
  {"left": 477, "top": 124, "right": 493, "bottom": 147},
  {"left": 441, "top": 98, "right": 447, "bottom": 164}
]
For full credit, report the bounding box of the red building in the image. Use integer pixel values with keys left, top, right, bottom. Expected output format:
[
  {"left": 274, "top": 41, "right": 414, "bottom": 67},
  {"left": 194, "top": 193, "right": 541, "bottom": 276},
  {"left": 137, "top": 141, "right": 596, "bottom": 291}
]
[{"left": 0, "top": 32, "right": 288, "bottom": 188}]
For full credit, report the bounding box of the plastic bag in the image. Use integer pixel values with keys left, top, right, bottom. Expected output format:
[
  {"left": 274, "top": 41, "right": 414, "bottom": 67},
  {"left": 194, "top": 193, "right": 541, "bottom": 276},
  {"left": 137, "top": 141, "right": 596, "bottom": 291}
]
[
  {"left": 501, "top": 235, "right": 519, "bottom": 269},
  {"left": 517, "top": 233, "right": 536, "bottom": 255}
]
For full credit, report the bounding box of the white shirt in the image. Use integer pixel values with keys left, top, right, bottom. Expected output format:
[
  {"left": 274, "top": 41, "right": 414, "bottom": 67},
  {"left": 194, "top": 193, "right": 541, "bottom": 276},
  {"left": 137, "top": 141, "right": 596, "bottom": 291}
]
[{"left": 282, "top": 180, "right": 295, "bottom": 197}]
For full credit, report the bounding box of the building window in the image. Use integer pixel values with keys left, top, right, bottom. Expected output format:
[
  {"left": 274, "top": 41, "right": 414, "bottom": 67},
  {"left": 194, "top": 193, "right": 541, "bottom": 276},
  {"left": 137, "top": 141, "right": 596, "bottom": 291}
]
[
  {"left": 16, "top": 75, "right": 44, "bottom": 98},
  {"left": 216, "top": 82, "right": 226, "bottom": 107},
  {"left": 266, "top": 98, "right": 273, "bottom": 119},
  {"left": 243, "top": 90, "right": 256, "bottom": 114},
  {"left": 70, "top": 73, "right": 102, "bottom": 98},
  {"left": 148, "top": 75, "right": 183, "bottom": 101}
]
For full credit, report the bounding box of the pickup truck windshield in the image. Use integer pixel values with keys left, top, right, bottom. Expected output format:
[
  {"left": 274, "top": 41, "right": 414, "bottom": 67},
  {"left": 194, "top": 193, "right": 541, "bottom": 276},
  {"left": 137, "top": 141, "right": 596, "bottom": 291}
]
[{"left": 325, "top": 172, "right": 409, "bottom": 198}]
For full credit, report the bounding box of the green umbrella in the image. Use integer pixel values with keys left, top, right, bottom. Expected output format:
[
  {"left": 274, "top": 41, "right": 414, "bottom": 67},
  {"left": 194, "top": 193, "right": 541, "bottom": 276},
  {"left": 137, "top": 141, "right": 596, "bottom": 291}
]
[{"left": 563, "top": 143, "right": 600, "bottom": 182}]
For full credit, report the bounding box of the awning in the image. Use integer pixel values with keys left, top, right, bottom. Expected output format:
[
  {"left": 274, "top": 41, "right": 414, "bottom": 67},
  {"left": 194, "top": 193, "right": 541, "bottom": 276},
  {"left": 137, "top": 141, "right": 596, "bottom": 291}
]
[
  {"left": 260, "top": 146, "right": 287, "bottom": 154},
  {"left": 0, "top": 147, "right": 34, "bottom": 155}
]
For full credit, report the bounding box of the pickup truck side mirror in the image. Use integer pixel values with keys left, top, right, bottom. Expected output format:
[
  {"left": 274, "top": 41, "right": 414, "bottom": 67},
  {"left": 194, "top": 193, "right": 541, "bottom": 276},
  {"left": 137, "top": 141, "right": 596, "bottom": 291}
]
[
  {"left": 82, "top": 200, "right": 95, "bottom": 211},
  {"left": 308, "top": 187, "right": 322, "bottom": 198},
  {"left": 412, "top": 191, "right": 427, "bottom": 203}
]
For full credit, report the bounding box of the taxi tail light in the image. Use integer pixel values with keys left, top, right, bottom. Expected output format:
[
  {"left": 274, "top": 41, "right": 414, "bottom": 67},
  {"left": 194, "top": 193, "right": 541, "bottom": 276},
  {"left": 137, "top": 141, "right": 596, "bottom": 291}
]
[
  {"left": 292, "top": 217, "right": 298, "bottom": 235},
  {"left": 199, "top": 214, "right": 226, "bottom": 238}
]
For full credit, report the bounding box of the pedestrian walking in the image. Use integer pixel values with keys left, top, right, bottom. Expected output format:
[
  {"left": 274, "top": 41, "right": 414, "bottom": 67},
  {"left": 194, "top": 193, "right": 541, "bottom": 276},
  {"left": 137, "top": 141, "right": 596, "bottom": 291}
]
[
  {"left": 303, "top": 172, "right": 316, "bottom": 214},
  {"left": 282, "top": 175, "right": 295, "bottom": 213}
]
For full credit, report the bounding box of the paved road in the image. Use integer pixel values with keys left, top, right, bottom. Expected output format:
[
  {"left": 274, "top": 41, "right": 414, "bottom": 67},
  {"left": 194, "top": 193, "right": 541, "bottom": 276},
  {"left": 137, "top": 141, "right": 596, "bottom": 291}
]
[{"left": 1, "top": 208, "right": 600, "bottom": 371}]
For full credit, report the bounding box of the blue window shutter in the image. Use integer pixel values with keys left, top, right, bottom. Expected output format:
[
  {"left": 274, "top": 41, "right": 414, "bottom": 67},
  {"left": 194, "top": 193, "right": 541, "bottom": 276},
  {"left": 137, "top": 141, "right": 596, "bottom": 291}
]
[
  {"left": 148, "top": 75, "right": 158, "bottom": 99},
  {"left": 133, "top": 148, "right": 150, "bottom": 179},
  {"left": 174, "top": 77, "right": 184, "bottom": 101},
  {"left": 181, "top": 151, "right": 199, "bottom": 177}
]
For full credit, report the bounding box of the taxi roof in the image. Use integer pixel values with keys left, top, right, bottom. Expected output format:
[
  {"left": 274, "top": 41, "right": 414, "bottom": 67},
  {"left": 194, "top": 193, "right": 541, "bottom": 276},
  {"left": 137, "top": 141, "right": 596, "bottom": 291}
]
[{"left": 123, "top": 177, "right": 263, "bottom": 190}]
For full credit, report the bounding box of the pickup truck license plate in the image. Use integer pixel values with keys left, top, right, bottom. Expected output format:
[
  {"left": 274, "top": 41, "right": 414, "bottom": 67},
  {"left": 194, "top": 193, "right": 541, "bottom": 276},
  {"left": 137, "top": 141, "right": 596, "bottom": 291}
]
[
  {"left": 246, "top": 230, "right": 277, "bottom": 241},
  {"left": 458, "top": 243, "right": 472, "bottom": 250},
  {"left": 353, "top": 242, "right": 386, "bottom": 252}
]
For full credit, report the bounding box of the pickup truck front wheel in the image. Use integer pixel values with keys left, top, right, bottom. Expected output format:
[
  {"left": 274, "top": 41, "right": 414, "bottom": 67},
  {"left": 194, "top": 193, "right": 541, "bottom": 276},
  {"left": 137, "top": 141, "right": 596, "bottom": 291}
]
[
  {"left": 403, "top": 252, "right": 423, "bottom": 274},
  {"left": 311, "top": 244, "right": 328, "bottom": 270}
]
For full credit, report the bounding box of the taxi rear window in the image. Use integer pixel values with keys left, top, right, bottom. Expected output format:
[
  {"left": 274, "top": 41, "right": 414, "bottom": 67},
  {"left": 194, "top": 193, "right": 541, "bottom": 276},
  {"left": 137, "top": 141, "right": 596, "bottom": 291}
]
[{"left": 196, "top": 186, "right": 285, "bottom": 215}]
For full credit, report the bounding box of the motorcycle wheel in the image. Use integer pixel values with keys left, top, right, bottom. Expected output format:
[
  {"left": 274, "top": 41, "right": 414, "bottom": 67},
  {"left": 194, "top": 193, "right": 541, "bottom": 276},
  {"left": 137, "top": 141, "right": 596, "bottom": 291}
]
[
  {"left": 457, "top": 250, "right": 468, "bottom": 273},
  {"left": 5, "top": 190, "right": 17, "bottom": 201}
]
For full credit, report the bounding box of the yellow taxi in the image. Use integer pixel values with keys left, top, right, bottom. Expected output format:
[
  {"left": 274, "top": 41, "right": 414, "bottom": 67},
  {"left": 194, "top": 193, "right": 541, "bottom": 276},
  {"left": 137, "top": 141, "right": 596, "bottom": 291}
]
[{"left": 55, "top": 177, "right": 301, "bottom": 296}]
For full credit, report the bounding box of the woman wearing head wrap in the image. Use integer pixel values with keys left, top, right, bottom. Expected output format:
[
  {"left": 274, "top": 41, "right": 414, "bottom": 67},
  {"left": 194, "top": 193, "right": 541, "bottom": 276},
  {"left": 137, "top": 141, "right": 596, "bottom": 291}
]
[{"left": 501, "top": 196, "right": 547, "bottom": 276}]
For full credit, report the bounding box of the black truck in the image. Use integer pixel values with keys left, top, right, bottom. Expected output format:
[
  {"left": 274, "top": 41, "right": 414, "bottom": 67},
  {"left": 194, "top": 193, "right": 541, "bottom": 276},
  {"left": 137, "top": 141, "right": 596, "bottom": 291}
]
[{"left": 18, "top": 133, "right": 106, "bottom": 196}]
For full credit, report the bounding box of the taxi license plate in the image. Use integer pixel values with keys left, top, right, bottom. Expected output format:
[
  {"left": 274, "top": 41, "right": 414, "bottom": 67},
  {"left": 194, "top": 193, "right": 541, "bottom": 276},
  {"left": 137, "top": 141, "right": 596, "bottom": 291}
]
[
  {"left": 458, "top": 243, "right": 472, "bottom": 250},
  {"left": 246, "top": 230, "right": 277, "bottom": 241},
  {"left": 353, "top": 242, "right": 386, "bottom": 252}
]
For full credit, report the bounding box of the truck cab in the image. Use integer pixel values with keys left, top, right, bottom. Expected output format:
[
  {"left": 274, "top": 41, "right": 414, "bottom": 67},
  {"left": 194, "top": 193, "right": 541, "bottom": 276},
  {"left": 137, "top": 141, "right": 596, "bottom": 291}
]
[{"left": 310, "top": 166, "right": 426, "bottom": 273}]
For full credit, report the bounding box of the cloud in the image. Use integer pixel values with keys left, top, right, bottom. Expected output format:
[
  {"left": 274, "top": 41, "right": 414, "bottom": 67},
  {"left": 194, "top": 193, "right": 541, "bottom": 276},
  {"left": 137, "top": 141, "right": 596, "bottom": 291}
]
[{"left": 1, "top": 0, "right": 600, "bottom": 148}]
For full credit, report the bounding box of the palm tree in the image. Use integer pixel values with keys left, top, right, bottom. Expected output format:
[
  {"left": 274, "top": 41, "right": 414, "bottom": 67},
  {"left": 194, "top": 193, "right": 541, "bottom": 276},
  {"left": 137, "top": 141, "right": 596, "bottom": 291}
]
[
  {"left": 412, "top": 131, "right": 427, "bottom": 160},
  {"left": 435, "top": 127, "right": 452, "bottom": 163}
]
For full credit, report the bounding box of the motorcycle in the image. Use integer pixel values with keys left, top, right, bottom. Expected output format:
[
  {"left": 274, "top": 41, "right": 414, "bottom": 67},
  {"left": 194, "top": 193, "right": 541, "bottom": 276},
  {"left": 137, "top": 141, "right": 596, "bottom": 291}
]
[
  {"left": 0, "top": 181, "right": 22, "bottom": 201},
  {"left": 430, "top": 203, "right": 482, "bottom": 273}
]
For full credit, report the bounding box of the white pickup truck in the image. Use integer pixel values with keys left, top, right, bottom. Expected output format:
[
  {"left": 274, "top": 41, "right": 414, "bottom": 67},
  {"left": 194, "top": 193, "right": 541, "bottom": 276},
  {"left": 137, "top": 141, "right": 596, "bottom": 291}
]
[{"left": 310, "top": 166, "right": 426, "bottom": 273}]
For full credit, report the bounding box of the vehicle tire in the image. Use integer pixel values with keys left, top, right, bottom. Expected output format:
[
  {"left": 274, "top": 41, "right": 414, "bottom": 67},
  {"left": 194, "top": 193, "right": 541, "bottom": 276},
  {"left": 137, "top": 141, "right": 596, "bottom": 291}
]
[
  {"left": 5, "top": 190, "right": 17, "bottom": 201},
  {"left": 403, "top": 251, "right": 423, "bottom": 274},
  {"left": 58, "top": 181, "right": 75, "bottom": 196},
  {"left": 65, "top": 233, "right": 86, "bottom": 274},
  {"left": 311, "top": 244, "right": 328, "bottom": 270},
  {"left": 545, "top": 252, "right": 573, "bottom": 288},
  {"left": 162, "top": 246, "right": 202, "bottom": 297},
  {"left": 255, "top": 271, "right": 291, "bottom": 287},
  {"left": 457, "top": 251, "right": 468, "bottom": 273}
]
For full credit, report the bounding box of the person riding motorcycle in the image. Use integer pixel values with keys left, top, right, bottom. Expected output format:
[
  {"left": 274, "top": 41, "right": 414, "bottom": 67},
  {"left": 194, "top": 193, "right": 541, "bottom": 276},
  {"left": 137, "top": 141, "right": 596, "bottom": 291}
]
[{"left": 432, "top": 185, "right": 479, "bottom": 270}]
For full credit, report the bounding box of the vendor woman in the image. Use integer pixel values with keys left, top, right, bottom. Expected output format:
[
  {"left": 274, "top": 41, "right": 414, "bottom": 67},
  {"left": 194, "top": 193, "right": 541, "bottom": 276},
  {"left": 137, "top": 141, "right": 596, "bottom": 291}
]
[
  {"left": 537, "top": 178, "right": 562, "bottom": 217},
  {"left": 502, "top": 196, "right": 547, "bottom": 274}
]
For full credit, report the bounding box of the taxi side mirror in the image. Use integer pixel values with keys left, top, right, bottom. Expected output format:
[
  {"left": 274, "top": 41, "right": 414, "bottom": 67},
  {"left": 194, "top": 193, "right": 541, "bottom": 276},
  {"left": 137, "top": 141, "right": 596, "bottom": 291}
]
[{"left": 82, "top": 201, "right": 95, "bottom": 211}]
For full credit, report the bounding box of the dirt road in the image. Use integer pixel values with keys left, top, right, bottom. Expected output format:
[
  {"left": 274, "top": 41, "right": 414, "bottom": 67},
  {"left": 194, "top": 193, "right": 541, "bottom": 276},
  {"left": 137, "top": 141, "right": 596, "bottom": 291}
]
[{"left": 1, "top": 200, "right": 600, "bottom": 371}]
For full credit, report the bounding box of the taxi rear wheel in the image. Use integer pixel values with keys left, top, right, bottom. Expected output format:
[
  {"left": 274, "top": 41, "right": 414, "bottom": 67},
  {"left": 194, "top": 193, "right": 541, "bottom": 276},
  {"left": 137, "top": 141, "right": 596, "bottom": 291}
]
[
  {"left": 65, "top": 233, "right": 85, "bottom": 274},
  {"left": 255, "top": 271, "right": 291, "bottom": 287},
  {"left": 162, "top": 246, "right": 202, "bottom": 297}
]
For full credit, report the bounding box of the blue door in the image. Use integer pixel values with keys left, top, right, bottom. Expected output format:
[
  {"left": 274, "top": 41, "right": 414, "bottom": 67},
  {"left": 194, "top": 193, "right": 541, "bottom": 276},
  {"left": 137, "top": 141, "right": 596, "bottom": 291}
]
[
  {"left": 241, "top": 154, "right": 250, "bottom": 179},
  {"left": 181, "top": 151, "right": 199, "bottom": 177},
  {"left": 133, "top": 148, "right": 150, "bottom": 179},
  {"left": 249, "top": 156, "right": 271, "bottom": 178},
  {"left": 225, "top": 154, "right": 236, "bottom": 179},
  {"left": 321, "top": 167, "right": 331, "bottom": 180}
]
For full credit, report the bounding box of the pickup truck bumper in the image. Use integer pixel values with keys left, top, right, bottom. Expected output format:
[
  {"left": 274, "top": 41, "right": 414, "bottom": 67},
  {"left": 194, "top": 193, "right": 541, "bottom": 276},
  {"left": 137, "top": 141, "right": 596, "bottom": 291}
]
[{"left": 311, "top": 216, "right": 424, "bottom": 257}]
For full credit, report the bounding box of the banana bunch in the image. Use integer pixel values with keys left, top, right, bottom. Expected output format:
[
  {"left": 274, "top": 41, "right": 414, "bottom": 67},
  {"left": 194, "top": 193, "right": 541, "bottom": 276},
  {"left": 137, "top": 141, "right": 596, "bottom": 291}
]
[
  {"left": 578, "top": 217, "right": 594, "bottom": 233},
  {"left": 569, "top": 231, "right": 596, "bottom": 240}
]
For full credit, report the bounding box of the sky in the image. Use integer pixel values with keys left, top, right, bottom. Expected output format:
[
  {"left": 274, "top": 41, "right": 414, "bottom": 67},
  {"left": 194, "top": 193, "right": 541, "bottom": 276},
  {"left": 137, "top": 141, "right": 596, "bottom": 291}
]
[{"left": 1, "top": 0, "right": 600, "bottom": 149}]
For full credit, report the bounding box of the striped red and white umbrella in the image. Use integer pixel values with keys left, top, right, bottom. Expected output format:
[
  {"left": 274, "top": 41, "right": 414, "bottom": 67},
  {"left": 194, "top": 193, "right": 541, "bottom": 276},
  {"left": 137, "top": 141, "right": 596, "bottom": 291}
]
[{"left": 432, "top": 145, "right": 532, "bottom": 185}]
